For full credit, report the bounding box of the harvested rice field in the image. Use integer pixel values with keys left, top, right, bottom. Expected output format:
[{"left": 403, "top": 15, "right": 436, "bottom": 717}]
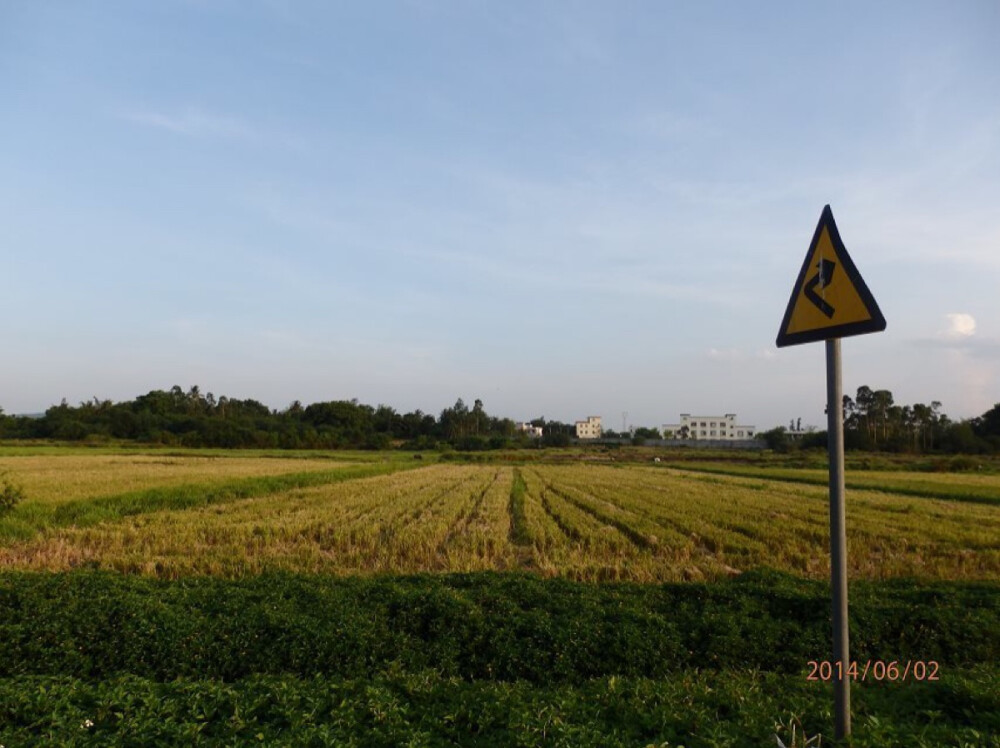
[{"left": 1, "top": 455, "right": 996, "bottom": 581}]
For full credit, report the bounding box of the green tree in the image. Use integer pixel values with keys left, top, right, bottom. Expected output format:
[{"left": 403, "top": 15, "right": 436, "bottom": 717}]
[
  {"left": 633, "top": 427, "right": 661, "bottom": 440},
  {"left": 973, "top": 403, "right": 1000, "bottom": 439},
  {"left": 758, "top": 426, "right": 791, "bottom": 452},
  {"left": 472, "top": 399, "right": 486, "bottom": 436}
]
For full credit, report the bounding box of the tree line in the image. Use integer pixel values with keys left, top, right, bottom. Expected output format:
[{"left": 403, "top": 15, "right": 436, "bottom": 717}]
[
  {"left": 2, "top": 384, "right": 998, "bottom": 453},
  {"left": 759, "top": 385, "right": 1000, "bottom": 454},
  {"left": 0, "top": 386, "right": 581, "bottom": 451}
]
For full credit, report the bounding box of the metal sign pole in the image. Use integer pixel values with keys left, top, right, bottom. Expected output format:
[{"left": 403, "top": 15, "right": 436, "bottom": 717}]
[
  {"left": 778, "top": 206, "right": 882, "bottom": 740},
  {"left": 826, "top": 338, "right": 851, "bottom": 738}
]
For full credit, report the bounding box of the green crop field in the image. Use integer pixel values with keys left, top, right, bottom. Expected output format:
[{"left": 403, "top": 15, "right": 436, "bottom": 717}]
[{"left": 0, "top": 448, "right": 998, "bottom": 745}]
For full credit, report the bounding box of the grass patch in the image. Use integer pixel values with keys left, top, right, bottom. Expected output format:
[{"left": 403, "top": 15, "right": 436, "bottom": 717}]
[{"left": 668, "top": 462, "right": 1000, "bottom": 506}]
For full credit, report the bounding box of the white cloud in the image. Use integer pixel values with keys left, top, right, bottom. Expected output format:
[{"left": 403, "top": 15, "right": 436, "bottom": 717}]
[
  {"left": 909, "top": 313, "right": 1000, "bottom": 363},
  {"left": 944, "top": 312, "right": 976, "bottom": 339}
]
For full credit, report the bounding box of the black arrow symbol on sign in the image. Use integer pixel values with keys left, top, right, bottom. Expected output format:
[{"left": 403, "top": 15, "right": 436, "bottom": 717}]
[{"left": 804, "top": 258, "right": 836, "bottom": 318}]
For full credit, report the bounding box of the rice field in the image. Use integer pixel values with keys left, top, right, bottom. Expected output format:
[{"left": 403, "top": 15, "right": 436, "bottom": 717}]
[
  {"left": 0, "top": 453, "right": 349, "bottom": 505},
  {"left": 1, "top": 455, "right": 997, "bottom": 581}
]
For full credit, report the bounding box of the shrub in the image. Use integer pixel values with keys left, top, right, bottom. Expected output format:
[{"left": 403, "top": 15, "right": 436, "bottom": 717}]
[
  {"left": 949, "top": 455, "right": 981, "bottom": 472},
  {"left": 0, "top": 571, "right": 996, "bottom": 681},
  {"left": 0, "top": 470, "right": 25, "bottom": 514}
]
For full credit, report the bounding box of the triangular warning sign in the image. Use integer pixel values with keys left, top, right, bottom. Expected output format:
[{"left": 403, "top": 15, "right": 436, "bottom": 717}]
[{"left": 776, "top": 205, "right": 886, "bottom": 347}]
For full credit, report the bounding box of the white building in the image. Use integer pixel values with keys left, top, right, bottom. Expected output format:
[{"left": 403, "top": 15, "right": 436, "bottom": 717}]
[
  {"left": 575, "top": 415, "right": 602, "bottom": 439},
  {"left": 662, "top": 413, "right": 755, "bottom": 440},
  {"left": 516, "top": 422, "right": 543, "bottom": 438}
]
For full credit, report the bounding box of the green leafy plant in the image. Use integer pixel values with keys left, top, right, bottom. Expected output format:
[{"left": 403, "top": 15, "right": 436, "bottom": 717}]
[{"left": 0, "top": 470, "right": 25, "bottom": 514}]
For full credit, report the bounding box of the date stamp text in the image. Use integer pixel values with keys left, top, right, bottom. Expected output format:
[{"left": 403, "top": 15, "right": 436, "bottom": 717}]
[{"left": 806, "top": 660, "right": 940, "bottom": 682}]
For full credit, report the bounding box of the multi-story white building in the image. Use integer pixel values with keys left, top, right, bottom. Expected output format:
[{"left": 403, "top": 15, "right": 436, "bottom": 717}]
[
  {"left": 662, "top": 413, "right": 755, "bottom": 440},
  {"left": 575, "top": 415, "right": 602, "bottom": 439},
  {"left": 516, "top": 422, "right": 544, "bottom": 438}
]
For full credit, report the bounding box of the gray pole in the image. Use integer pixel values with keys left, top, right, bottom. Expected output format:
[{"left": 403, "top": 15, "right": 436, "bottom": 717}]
[{"left": 826, "top": 337, "right": 851, "bottom": 738}]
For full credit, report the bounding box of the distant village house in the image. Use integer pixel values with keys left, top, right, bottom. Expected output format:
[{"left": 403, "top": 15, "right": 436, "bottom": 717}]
[
  {"left": 516, "top": 422, "right": 543, "bottom": 438},
  {"left": 662, "top": 413, "right": 755, "bottom": 440},
  {"left": 575, "top": 416, "right": 602, "bottom": 439}
]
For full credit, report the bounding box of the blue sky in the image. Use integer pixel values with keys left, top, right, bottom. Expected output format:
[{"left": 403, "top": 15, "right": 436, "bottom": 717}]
[{"left": 3, "top": 1, "right": 999, "bottom": 430}]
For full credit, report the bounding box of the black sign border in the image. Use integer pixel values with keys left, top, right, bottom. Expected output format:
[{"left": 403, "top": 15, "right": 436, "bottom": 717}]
[{"left": 776, "top": 205, "right": 887, "bottom": 348}]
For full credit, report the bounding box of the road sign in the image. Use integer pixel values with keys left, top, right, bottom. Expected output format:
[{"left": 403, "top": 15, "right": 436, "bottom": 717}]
[
  {"left": 775, "top": 205, "right": 886, "bottom": 741},
  {"left": 776, "top": 205, "right": 886, "bottom": 347}
]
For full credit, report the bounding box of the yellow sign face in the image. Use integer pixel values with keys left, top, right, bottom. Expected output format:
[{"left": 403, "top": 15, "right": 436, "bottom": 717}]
[{"left": 776, "top": 206, "right": 885, "bottom": 347}]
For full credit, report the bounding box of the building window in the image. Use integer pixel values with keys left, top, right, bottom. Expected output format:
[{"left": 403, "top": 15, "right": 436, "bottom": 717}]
[{"left": 737, "top": 430, "right": 743, "bottom": 437}]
